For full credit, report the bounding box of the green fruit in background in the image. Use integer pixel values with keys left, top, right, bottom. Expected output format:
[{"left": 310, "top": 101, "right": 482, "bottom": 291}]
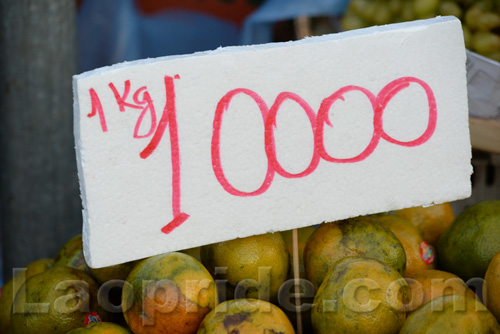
[
  {"left": 465, "top": 6, "right": 483, "bottom": 29},
  {"left": 475, "top": 0, "right": 496, "bottom": 11},
  {"left": 485, "top": 50, "right": 500, "bottom": 62},
  {"left": 413, "top": 0, "right": 440, "bottom": 19},
  {"left": 476, "top": 12, "right": 500, "bottom": 31},
  {"left": 388, "top": 0, "right": 403, "bottom": 15},
  {"left": 401, "top": 2, "right": 416, "bottom": 22},
  {"left": 438, "top": 200, "right": 500, "bottom": 281},
  {"left": 340, "top": 0, "right": 500, "bottom": 62},
  {"left": 341, "top": 13, "right": 368, "bottom": 31},
  {"left": 54, "top": 234, "right": 88, "bottom": 272},
  {"left": 373, "top": 2, "right": 393, "bottom": 25},
  {"left": 348, "top": 0, "right": 369, "bottom": 16},
  {"left": 463, "top": 25, "right": 473, "bottom": 49},
  {"left": 439, "top": 1, "right": 463, "bottom": 18},
  {"left": 358, "top": 1, "right": 379, "bottom": 22},
  {"left": 473, "top": 31, "right": 500, "bottom": 54}
]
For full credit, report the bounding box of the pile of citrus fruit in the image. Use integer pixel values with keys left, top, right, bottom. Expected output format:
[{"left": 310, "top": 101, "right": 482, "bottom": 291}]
[
  {"left": 341, "top": 0, "right": 500, "bottom": 62},
  {"left": 1, "top": 199, "right": 500, "bottom": 333}
]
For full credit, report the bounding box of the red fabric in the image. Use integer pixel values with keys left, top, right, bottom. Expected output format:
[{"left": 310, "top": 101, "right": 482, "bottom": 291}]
[{"left": 134, "top": 0, "right": 260, "bottom": 25}]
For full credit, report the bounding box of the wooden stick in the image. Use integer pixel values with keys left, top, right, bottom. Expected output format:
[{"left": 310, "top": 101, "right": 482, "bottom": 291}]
[
  {"left": 291, "top": 16, "right": 312, "bottom": 334},
  {"left": 292, "top": 16, "right": 311, "bottom": 334},
  {"left": 292, "top": 228, "right": 303, "bottom": 334},
  {"left": 294, "top": 16, "right": 312, "bottom": 40}
]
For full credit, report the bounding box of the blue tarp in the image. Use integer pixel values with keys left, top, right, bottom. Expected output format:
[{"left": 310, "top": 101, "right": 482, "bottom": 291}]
[
  {"left": 241, "top": 0, "right": 349, "bottom": 45},
  {"left": 78, "top": 0, "right": 242, "bottom": 72},
  {"left": 77, "top": 0, "right": 349, "bottom": 72}
]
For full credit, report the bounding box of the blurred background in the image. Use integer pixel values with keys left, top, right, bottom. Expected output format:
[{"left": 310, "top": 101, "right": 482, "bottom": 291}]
[{"left": 1, "top": 0, "right": 499, "bottom": 285}]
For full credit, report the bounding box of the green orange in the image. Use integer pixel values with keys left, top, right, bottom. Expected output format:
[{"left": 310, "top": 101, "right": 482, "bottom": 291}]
[
  {"left": 197, "top": 299, "right": 294, "bottom": 334},
  {"left": 438, "top": 200, "right": 500, "bottom": 280},
  {"left": 375, "top": 215, "right": 436, "bottom": 276},
  {"left": 66, "top": 322, "right": 132, "bottom": 333},
  {"left": 10, "top": 266, "right": 107, "bottom": 334},
  {"left": 304, "top": 216, "right": 406, "bottom": 289},
  {"left": 400, "top": 295, "right": 500, "bottom": 333},
  {"left": 0, "top": 258, "right": 54, "bottom": 334},
  {"left": 201, "top": 232, "right": 289, "bottom": 302},
  {"left": 312, "top": 256, "right": 409, "bottom": 334},
  {"left": 54, "top": 234, "right": 88, "bottom": 272},
  {"left": 483, "top": 250, "right": 500, "bottom": 322}
]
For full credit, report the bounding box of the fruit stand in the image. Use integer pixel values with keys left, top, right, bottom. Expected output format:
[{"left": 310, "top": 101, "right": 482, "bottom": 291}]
[{"left": 1, "top": 1, "right": 500, "bottom": 334}]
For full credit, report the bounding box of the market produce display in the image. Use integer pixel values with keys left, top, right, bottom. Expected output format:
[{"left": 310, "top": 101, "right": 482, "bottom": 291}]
[
  {"left": 341, "top": 0, "right": 500, "bottom": 62},
  {"left": 0, "top": 200, "right": 498, "bottom": 333},
  {"left": 1, "top": 2, "right": 498, "bottom": 333}
]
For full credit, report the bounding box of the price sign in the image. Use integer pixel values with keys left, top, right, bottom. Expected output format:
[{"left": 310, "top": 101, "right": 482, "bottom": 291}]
[{"left": 74, "top": 17, "right": 472, "bottom": 268}]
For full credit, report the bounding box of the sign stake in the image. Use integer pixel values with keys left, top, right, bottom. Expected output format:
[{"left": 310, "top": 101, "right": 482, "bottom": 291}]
[{"left": 292, "top": 228, "right": 303, "bottom": 334}]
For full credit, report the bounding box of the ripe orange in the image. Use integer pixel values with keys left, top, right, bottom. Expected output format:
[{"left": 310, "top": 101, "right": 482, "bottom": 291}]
[
  {"left": 375, "top": 215, "right": 435, "bottom": 276},
  {"left": 405, "top": 269, "right": 477, "bottom": 312},
  {"left": 394, "top": 202, "right": 455, "bottom": 247},
  {"left": 200, "top": 232, "right": 289, "bottom": 302},
  {"left": 122, "top": 252, "right": 217, "bottom": 334}
]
